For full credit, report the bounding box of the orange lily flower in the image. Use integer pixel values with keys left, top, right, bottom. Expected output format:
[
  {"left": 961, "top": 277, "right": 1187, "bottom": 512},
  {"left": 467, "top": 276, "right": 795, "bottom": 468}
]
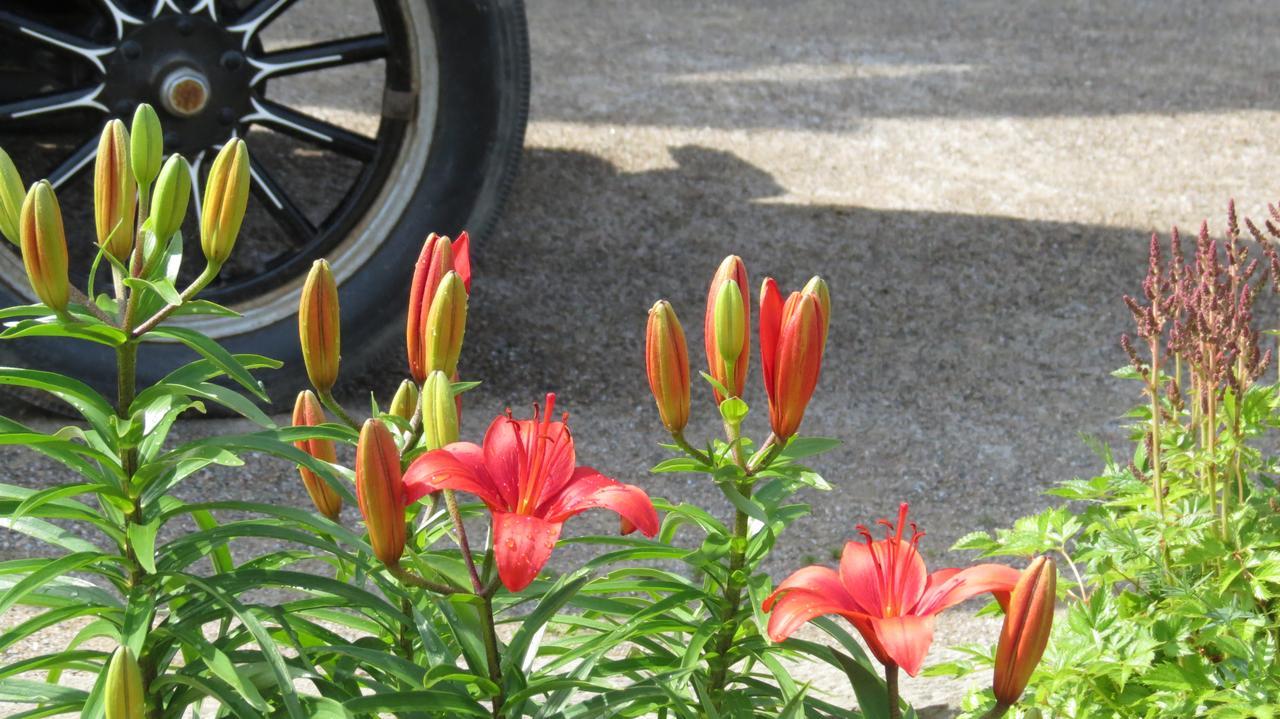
[
  {"left": 764, "top": 504, "right": 1019, "bottom": 676},
  {"left": 403, "top": 394, "right": 659, "bottom": 592}
]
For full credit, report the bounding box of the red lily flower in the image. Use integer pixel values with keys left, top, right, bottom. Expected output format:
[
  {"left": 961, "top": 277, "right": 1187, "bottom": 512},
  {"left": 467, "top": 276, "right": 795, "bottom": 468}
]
[
  {"left": 403, "top": 394, "right": 660, "bottom": 592},
  {"left": 763, "top": 504, "right": 1019, "bottom": 676}
]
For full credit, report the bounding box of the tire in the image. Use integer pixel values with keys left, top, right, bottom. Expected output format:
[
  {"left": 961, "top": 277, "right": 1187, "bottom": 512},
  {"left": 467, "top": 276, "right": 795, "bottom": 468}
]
[{"left": 0, "top": 0, "right": 529, "bottom": 414}]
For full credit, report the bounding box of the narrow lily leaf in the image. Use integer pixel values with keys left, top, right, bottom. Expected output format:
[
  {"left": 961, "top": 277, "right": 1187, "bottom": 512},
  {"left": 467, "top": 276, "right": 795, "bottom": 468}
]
[
  {"left": 0, "top": 552, "right": 107, "bottom": 617},
  {"left": 146, "top": 326, "right": 269, "bottom": 401},
  {"left": 125, "top": 520, "right": 158, "bottom": 574}
]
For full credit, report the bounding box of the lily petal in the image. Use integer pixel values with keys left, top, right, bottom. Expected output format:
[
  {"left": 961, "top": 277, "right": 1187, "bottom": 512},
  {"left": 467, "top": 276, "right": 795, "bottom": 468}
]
[
  {"left": 914, "top": 563, "right": 1021, "bottom": 616},
  {"left": 403, "top": 442, "right": 504, "bottom": 509},
  {"left": 840, "top": 538, "right": 926, "bottom": 617},
  {"left": 759, "top": 277, "right": 783, "bottom": 394},
  {"left": 452, "top": 231, "right": 471, "bottom": 292},
  {"left": 492, "top": 511, "right": 562, "bottom": 592},
  {"left": 762, "top": 566, "right": 860, "bottom": 642},
  {"left": 869, "top": 614, "right": 935, "bottom": 677},
  {"left": 539, "top": 467, "right": 659, "bottom": 537}
]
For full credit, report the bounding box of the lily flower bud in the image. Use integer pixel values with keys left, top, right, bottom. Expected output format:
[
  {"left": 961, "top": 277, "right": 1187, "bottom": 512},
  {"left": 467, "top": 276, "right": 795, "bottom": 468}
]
[
  {"left": 703, "top": 255, "right": 750, "bottom": 402},
  {"left": 993, "top": 556, "right": 1057, "bottom": 708},
  {"left": 406, "top": 232, "right": 471, "bottom": 382},
  {"left": 19, "top": 182, "right": 69, "bottom": 312},
  {"left": 130, "top": 104, "right": 163, "bottom": 189},
  {"left": 291, "top": 390, "right": 342, "bottom": 521},
  {"left": 149, "top": 154, "right": 190, "bottom": 242},
  {"left": 421, "top": 370, "right": 459, "bottom": 451},
  {"left": 104, "top": 646, "right": 144, "bottom": 719},
  {"left": 759, "top": 277, "right": 828, "bottom": 440},
  {"left": 94, "top": 119, "right": 137, "bottom": 263},
  {"left": 389, "top": 379, "right": 418, "bottom": 421},
  {"left": 299, "top": 259, "right": 341, "bottom": 393},
  {"left": 355, "top": 419, "right": 406, "bottom": 566},
  {"left": 802, "top": 275, "right": 831, "bottom": 340},
  {"left": 200, "top": 139, "right": 249, "bottom": 266},
  {"left": 424, "top": 271, "right": 467, "bottom": 378},
  {"left": 645, "top": 300, "right": 690, "bottom": 433},
  {"left": 0, "top": 147, "right": 25, "bottom": 246}
]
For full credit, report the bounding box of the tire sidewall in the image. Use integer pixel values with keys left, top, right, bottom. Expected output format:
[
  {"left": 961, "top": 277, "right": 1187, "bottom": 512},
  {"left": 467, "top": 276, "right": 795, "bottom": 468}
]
[{"left": 0, "top": 0, "right": 530, "bottom": 413}]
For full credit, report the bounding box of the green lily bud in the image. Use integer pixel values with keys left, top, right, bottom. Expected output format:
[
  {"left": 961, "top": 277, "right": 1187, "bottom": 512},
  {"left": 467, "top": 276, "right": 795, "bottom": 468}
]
[
  {"left": 200, "top": 139, "right": 250, "bottom": 266},
  {"left": 422, "top": 370, "right": 459, "bottom": 450},
  {"left": 130, "top": 104, "right": 163, "bottom": 189},
  {"left": 424, "top": 271, "right": 467, "bottom": 377},
  {"left": 19, "top": 181, "right": 69, "bottom": 312},
  {"left": 299, "top": 259, "right": 340, "bottom": 394},
  {"left": 149, "top": 154, "right": 191, "bottom": 242},
  {"left": 389, "top": 379, "right": 418, "bottom": 421},
  {"left": 94, "top": 119, "right": 137, "bottom": 263},
  {"left": 0, "top": 147, "right": 25, "bottom": 246},
  {"left": 713, "top": 279, "right": 745, "bottom": 369},
  {"left": 104, "top": 646, "right": 144, "bottom": 719}
]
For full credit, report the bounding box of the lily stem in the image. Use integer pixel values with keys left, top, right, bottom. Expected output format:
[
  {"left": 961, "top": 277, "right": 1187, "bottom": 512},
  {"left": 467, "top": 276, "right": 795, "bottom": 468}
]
[
  {"left": 671, "top": 431, "right": 712, "bottom": 465},
  {"left": 319, "top": 390, "right": 361, "bottom": 431},
  {"left": 707, "top": 418, "right": 753, "bottom": 708},
  {"left": 979, "top": 702, "right": 1012, "bottom": 719},
  {"left": 885, "top": 663, "right": 901, "bottom": 719},
  {"left": 480, "top": 592, "right": 505, "bottom": 718},
  {"left": 388, "top": 564, "right": 459, "bottom": 595}
]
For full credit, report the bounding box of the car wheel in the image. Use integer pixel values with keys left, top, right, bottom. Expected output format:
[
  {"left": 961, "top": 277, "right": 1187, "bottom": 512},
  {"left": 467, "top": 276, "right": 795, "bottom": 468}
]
[{"left": 0, "top": 0, "right": 528, "bottom": 412}]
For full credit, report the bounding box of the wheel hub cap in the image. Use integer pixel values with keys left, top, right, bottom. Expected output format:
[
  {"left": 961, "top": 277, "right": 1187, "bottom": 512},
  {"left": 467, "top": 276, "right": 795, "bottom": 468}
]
[
  {"left": 160, "top": 68, "right": 210, "bottom": 117},
  {"left": 101, "top": 12, "right": 252, "bottom": 155}
]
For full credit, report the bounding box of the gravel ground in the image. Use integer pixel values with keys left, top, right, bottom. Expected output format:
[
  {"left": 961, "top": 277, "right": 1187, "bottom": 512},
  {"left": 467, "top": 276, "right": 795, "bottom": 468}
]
[{"left": 4, "top": 0, "right": 1280, "bottom": 714}]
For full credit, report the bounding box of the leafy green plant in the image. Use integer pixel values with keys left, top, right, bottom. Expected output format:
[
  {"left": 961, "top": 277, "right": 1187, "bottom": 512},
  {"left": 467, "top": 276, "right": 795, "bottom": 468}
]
[{"left": 939, "top": 203, "right": 1280, "bottom": 718}]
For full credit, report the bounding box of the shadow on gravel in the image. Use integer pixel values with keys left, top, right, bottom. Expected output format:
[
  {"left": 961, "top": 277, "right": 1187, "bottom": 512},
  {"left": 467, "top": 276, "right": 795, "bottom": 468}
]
[
  {"left": 351, "top": 143, "right": 1172, "bottom": 567},
  {"left": 531, "top": 1, "right": 1280, "bottom": 130}
]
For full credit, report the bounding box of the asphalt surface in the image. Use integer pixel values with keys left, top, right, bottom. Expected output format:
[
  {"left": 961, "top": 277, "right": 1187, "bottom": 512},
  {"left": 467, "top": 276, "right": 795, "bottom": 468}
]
[{"left": 4, "top": 0, "right": 1280, "bottom": 713}]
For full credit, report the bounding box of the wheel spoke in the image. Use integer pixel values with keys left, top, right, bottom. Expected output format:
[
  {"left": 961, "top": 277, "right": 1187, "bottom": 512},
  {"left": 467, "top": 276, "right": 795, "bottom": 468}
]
[
  {"left": 93, "top": 0, "right": 145, "bottom": 40},
  {"left": 248, "top": 156, "right": 316, "bottom": 246},
  {"left": 227, "top": 0, "right": 301, "bottom": 50},
  {"left": 249, "top": 34, "right": 390, "bottom": 86},
  {"left": 0, "top": 10, "right": 114, "bottom": 74},
  {"left": 0, "top": 86, "right": 107, "bottom": 122},
  {"left": 47, "top": 136, "right": 100, "bottom": 190},
  {"left": 188, "top": 150, "right": 206, "bottom": 221},
  {"left": 242, "top": 97, "right": 377, "bottom": 162}
]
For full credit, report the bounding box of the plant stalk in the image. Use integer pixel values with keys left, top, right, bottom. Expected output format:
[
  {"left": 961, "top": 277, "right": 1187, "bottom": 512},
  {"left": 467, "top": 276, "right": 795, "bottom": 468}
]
[
  {"left": 885, "top": 663, "right": 901, "bottom": 719},
  {"left": 480, "top": 592, "right": 505, "bottom": 718},
  {"left": 707, "top": 418, "right": 752, "bottom": 706}
]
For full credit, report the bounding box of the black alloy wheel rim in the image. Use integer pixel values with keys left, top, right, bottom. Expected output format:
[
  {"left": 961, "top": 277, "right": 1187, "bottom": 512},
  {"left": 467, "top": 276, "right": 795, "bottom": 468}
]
[{"left": 0, "top": 0, "right": 416, "bottom": 306}]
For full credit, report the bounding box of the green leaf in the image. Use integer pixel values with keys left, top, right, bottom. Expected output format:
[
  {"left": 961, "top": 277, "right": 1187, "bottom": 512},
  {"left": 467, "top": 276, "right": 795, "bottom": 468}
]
[
  {"left": 146, "top": 326, "right": 269, "bottom": 401},
  {"left": 0, "top": 368, "right": 117, "bottom": 442},
  {"left": 122, "top": 276, "right": 182, "bottom": 306},
  {"left": 0, "top": 553, "right": 109, "bottom": 617},
  {"left": 718, "top": 397, "right": 749, "bottom": 425},
  {"left": 125, "top": 520, "right": 158, "bottom": 575},
  {"left": 777, "top": 436, "right": 841, "bottom": 460}
]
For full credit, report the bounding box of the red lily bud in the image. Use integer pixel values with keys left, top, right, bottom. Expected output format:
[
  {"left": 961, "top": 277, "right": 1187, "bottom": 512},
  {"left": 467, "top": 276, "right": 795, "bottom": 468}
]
[
  {"left": 19, "top": 181, "right": 69, "bottom": 312},
  {"left": 299, "top": 259, "right": 341, "bottom": 393},
  {"left": 993, "top": 556, "right": 1057, "bottom": 707},
  {"left": 291, "top": 390, "right": 342, "bottom": 521},
  {"left": 406, "top": 232, "right": 471, "bottom": 383},
  {"left": 703, "top": 255, "right": 750, "bottom": 402},
  {"left": 355, "top": 419, "right": 406, "bottom": 566},
  {"left": 759, "top": 276, "right": 828, "bottom": 439},
  {"left": 646, "top": 300, "right": 690, "bottom": 433},
  {"left": 424, "top": 271, "right": 467, "bottom": 378},
  {"left": 94, "top": 119, "right": 137, "bottom": 263}
]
